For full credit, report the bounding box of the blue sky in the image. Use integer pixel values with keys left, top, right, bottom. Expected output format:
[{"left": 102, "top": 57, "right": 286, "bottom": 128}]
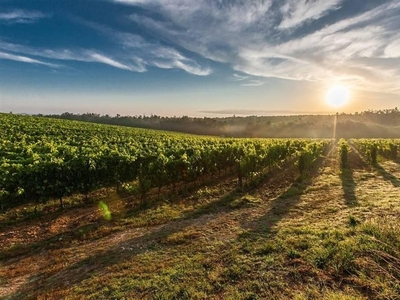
[{"left": 1, "top": 0, "right": 399, "bottom": 116}]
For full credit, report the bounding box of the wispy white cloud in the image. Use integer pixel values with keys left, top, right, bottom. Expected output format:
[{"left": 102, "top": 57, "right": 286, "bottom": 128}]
[
  {"left": 0, "top": 9, "right": 47, "bottom": 24},
  {"left": 0, "top": 35, "right": 209, "bottom": 75},
  {"left": 75, "top": 20, "right": 212, "bottom": 76},
  {"left": 120, "top": 35, "right": 212, "bottom": 76},
  {"left": 116, "top": 0, "right": 273, "bottom": 28},
  {"left": 233, "top": 74, "right": 249, "bottom": 81},
  {"left": 3, "top": 0, "right": 399, "bottom": 93},
  {"left": 154, "top": 59, "right": 211, "bottom": 76},
  {"left": 88, "top": 52, "right": 145, "bottom": 72},
  {"left": 113, "top": 0, "right": 400, "bottom": 95},
  {"left": 384, "top": 37, "right": 400, "bottom": 58},
  {"left": 0, "top": 51, "right": 60, "bottom": 67},
  {"left": 232, "top": 73, "right": 264, "bottom": 86},
  {"left": 242, "top": 80, "right": 265, "bottom": 87},
  {"left": 0, "top": 40, "right": 145, "bottom": 71},
  {"left": 120, "top": 0, "right": 274, "bottom": 65},
  {"left": 279, "top": 0, "right": 342, "bottom": 29}
]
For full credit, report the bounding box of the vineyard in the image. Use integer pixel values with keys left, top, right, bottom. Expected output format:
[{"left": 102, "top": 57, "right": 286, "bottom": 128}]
[
  {"left": 0, "top": 113, "right": 329, "bottom": 210},
  {"left": 1, "top": 113, "right": 400, "bottom": 299}
]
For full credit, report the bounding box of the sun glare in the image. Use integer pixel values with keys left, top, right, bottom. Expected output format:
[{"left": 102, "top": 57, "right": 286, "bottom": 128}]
[{"left": 326, "top": 85, "right": 350, "bottom": 108}]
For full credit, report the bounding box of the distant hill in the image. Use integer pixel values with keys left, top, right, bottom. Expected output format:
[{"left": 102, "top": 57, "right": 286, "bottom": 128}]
[{"left": 40, "top": 108, "right": 400, "bottom": 138}]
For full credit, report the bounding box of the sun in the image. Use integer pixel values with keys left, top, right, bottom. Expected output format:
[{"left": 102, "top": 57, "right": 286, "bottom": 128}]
[{"left": 326, "top": 85, "right": 350, "bottom": 108}]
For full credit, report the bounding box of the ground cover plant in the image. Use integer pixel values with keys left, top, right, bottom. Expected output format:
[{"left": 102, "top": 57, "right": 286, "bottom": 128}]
[{"left": 1, "top": 114, "right": 400, "bottom": 299}]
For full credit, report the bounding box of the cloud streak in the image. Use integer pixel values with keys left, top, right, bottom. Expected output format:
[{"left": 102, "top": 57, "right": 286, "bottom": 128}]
[
  {"left": 0, "top": 36, "right": 210, "bottom": 75},
  {"left": 88, "top": 52, "right": 144, "bottom": 72},
  {"left": 0, "top": 9, "right": 47, "bottom": 24},
  {"left": 76, "top": 20, "right": 212, "bottom": 76},
  {"left": 114, "top": 0, "right": 400, "bottom": 94},
  {"left": 279, "top": 0, "right": 342, "bottom": 29},
  {"left": 0, "top": 40, "right": 145, "bottom": 72},
  {"left": 116, "top": 32, "right": 211, "bottom": 75},
  {"left": 0, "top": 51, "right": 60, "bottom": 67},
  {"left": 2, "top": 0, "right": 399, "bottom": 94},
  {"left": 0, "top": 16, "right": 211, "bottom": 76}
]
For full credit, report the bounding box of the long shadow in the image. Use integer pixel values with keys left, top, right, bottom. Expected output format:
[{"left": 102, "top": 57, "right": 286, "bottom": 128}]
[
  {"left": 124, "top": 154, "right": 300, "bottom": 225},
  {"left": 339, "top": 145, "right": 375, "bottom": 207},
  {"left": 393, "top": 157, "right": 400, "bottom": 165},
  {"left": 0, "top": 195, "right": 98, "bottom": 230},
  {"left": 340, "top": 168, "right": 357, "bottom": 206},
  {"left": 244, "top": 179, "right": 310, "bottom": 235},
  {"left": 122, "top": 166, "right": 240, "bottom": 214},
  {"left": 0, "top": 176, "right": 239, "bottom": 265},
  {"left": 182, "top": 156, "right": 301, "bottom": 220},
  {"left": 6, "top": 146, "right": 334, "bottom": 298},
  {"left": 0, "top": 184, "right": 241, "bottom": 264},
  {"left": 0, "top": 222, "right": 108, "bottom": 263},
  {"left": 240, "top": 148, "right": 329, "bottom": 237},
  {"left": 374, "top": 163, "right": 400, "bottom": 188},
  {"left": 7, "top": 155, "right": 304, "bottom": 298},
  {"left": 7, "top": 194, "right": 243, "bottom": 299}
]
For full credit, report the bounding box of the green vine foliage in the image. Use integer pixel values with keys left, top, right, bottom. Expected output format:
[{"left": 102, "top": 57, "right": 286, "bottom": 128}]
[{"left": 0, "top": 113, "right": 331, "bottom": 209}]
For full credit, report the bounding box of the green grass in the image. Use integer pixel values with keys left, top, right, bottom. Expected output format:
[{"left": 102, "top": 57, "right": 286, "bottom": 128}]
[{"left": 1, "top": 146, "right": 400, "bottom": 299}]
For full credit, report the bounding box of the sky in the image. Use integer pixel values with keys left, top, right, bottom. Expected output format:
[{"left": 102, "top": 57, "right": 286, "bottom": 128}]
[{"left": 0, "top": 0, "right": 399, "bottom": 117}]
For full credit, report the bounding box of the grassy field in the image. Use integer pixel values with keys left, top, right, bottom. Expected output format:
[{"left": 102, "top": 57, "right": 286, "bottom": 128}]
[{"left": 1, "top": 143, "right": 400, "bottom": 299}]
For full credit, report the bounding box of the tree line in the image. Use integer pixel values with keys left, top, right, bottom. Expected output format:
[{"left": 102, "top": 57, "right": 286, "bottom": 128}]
[{"left": 37, "top": 108, "right": 400, "bottom": 138}]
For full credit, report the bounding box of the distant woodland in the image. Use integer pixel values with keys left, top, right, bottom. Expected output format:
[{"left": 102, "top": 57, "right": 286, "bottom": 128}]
[{"left": 40, "top": 108, "right": 400, "bottom": 138}]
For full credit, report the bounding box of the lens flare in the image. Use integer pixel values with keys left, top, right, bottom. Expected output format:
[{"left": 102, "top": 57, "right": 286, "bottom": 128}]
[{"left": 98, "top": 201, "right": 112, "bottom": 220}]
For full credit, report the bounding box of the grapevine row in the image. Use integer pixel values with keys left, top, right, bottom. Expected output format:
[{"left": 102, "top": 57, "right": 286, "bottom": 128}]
[
  {"left": 350, "top": 139, "right": 400, "bottom": 164},
  {"left": 0, "top": 113, "right": 330, "bottom": 209}
]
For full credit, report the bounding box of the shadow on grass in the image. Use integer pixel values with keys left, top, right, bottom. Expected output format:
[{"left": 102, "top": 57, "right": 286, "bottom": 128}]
[
  {"left": 0, "top": 221, "right": 116, "bottom": 263},
  {"left": 340, "top": 168, "right": 357, "bottom": 207},
  {"left": 0, "top": 196, "right": 97, "bottom": 230},
  {"left": 241, "top": 178, "right": 312, "bottom": 237},
  {"left": 6, "top": 146, "right": 335, "bottom": 299},
  {"left": 7, "top": 198, "right": 242, "bottom": 299},
  {"left": 182, "top": 157, "right": 300, "bottom": 220},
  {"left": 373, "top": 163, "right": 400, "bottom": 188},
  {"left": 392, "top": 157, "right": 400, "bottom": 165},
  {"left": 1, "top": 176, "right": 240, "bottom": 266},
  {"left": 122, "top": 167, "right": 239, "bottom": 214},
  {"left": 124, "top": 155, "right": 300, "bottom": 225},
  {"left": 241, "top": 149, "right": 329, "bottom": 237},
  {"left": 6, "top": 156, "right": 304, "bottom": 299},
  {"left": 339, "top": 145, "right": 377, "bottom": 207}
]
